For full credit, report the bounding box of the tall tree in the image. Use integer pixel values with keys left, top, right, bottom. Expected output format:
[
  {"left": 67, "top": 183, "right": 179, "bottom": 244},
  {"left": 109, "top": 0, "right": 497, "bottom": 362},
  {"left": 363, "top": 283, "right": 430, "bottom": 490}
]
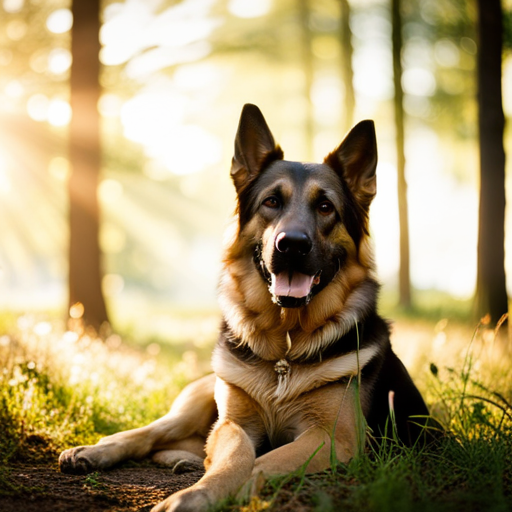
[
  {"left": 391, "top": 0, "right": 411, "bottom": 309},
  {"left": 68, "top": 0, "right": 109, "bottom": 331},
  {"left": 339, "top": 0, "right": 355, "bottom": 133},
  {"left": 298, "top": 0, "right": 314, "bottom": 160},
  {"left": 475, "top": 0, "right": 508, "bottom": 323}
]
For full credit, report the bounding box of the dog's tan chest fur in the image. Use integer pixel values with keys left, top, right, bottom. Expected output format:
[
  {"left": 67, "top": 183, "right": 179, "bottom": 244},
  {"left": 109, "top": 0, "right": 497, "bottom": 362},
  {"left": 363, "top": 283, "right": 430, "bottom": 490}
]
[{"left": 212, "top": 340, "right": 378, "bottom": 450}]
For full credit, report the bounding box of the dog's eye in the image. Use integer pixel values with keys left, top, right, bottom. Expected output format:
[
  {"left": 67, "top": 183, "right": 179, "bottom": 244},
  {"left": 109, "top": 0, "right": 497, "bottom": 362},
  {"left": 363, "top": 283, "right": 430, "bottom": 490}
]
[
  {"left": 263, "top": 196, "right": 280, "bottom": 209},
  {"left": 318, "top": 201, "right": 334, "bottom": 216}
]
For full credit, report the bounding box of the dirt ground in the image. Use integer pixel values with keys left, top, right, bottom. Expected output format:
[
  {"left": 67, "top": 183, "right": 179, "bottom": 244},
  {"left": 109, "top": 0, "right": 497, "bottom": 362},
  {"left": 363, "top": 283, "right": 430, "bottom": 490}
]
[{"left": 0, "top": 462, "right": 204, "bottom": 512}]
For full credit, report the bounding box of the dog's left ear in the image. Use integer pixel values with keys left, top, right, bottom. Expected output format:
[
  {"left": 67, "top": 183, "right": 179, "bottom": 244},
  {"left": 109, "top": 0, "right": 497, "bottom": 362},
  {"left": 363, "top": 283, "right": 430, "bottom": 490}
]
[
  {"left": 231, "top": 104, "right": 284, "bottom": 193},
  {"left": 325, "top": 120, "right": 377, "bottom": 211}
]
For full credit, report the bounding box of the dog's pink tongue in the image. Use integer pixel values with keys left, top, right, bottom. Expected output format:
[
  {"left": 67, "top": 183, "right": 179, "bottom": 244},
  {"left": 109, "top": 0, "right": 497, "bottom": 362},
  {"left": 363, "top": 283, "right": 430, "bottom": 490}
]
[{"left": 271, "top": 271, "right": 314, "bottom": 298}]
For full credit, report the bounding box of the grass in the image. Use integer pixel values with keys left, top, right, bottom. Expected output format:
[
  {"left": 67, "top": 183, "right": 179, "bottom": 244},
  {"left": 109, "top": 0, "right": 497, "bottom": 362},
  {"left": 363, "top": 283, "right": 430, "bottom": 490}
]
[
  {"left": 0, "top": 311, "right": 511, "bottom": 511},
  {"left": 0, "top": 313, "right": 204, "bottom": 467}
]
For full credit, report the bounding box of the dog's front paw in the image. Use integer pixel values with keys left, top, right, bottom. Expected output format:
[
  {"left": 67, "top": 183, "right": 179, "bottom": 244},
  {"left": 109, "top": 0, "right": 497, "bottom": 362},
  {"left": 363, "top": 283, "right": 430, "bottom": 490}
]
[
  {"left": 151, "top": 488, "right": 211, "bottom": 512},
  {"left": 59, "top": 446, "right": 96, "bottom": 474},
  {"left": 59, "top": 445, "right": 117, "bottom": 474}
]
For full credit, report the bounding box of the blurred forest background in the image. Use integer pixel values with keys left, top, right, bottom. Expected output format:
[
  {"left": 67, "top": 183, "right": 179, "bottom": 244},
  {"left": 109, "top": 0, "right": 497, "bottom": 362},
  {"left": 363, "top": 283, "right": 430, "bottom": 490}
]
[{"left": 0, "top": 0, "right": 511, "bottom": 338}]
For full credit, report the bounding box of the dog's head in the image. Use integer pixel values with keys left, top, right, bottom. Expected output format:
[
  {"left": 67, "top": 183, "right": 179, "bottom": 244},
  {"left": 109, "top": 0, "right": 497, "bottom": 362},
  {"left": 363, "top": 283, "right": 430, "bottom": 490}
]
[{"left": 227, "top": 104, "right": 377, "bottom": 308}]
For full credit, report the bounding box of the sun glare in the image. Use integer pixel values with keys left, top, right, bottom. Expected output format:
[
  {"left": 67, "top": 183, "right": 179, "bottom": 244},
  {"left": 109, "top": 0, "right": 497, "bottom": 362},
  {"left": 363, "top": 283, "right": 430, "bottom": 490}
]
[
  {"left": 228, "top": 0, "right": 272, "bottom": 18},
  {"left": 99, "top": 0, "right": 219, "bottom": 69}
]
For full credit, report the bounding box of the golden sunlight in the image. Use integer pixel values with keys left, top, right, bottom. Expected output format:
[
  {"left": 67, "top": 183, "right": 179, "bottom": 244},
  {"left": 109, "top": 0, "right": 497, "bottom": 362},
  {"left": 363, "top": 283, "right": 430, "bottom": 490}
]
[
  {"left": 0, "top": 152, "right": 12, "bottom": 194},
  {"left": 228, "top": 0, "right": 272, "bottom": 18}
]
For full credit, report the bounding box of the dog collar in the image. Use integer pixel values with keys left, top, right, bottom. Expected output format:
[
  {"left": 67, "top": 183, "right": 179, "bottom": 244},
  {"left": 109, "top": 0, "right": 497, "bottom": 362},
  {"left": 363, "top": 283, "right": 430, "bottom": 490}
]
[{"left": 221, "top": 318, "right": 367, "bottom": 367}]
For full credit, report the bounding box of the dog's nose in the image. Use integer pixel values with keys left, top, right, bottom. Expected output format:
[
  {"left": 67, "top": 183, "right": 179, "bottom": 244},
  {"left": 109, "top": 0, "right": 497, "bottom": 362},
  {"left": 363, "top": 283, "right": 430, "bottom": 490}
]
[{"left": 275, "top": 231, "right": 312, "bottom": 256}]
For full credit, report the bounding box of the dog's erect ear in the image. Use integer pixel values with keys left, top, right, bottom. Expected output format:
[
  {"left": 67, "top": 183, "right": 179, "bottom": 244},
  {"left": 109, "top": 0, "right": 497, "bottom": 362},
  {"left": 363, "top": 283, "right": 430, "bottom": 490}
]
[
  {"left": 325, "top": 120, "right": 377, "bottom": 211},
  {"left": 230, "top": 104, "right": 283, "bottom": 193}
]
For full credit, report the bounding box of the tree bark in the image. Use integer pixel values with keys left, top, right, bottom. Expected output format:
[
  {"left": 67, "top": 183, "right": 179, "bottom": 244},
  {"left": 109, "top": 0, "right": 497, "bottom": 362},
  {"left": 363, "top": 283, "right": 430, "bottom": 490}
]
[
  {"left": 391, "top": 0, "right": 411, "bottom": 309},
  {"left": 340, "top": 0, "right": 355, "bottom": 133},
  {"left": 68, "top": 0, "right": 109, "bottom": 331},
  {"left": 475, "top": 0, "right": 508, "bottom": 323},
  {"left": 298, "top": 0, "right": 314, "bottom": 160}
]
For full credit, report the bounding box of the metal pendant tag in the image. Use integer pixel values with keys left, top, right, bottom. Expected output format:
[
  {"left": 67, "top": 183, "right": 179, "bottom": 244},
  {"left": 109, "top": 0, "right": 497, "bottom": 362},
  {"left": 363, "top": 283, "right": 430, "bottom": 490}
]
[
  {"left": 274, "top": 358, "right": 290, "bottom": 376},
  {"left": 274, "top": 358, "right": 291, "bottom": 394}
]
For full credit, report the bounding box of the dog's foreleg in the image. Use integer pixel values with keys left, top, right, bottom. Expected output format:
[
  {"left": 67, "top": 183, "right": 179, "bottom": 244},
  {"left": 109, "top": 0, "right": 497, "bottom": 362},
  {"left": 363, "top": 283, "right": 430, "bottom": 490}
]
[
  {"left": 151, "top": 419, "right": 255, "bottom": 512},
  {"left": 235, "top": 424, "right": 357, "bottom": 500},
  {"left": 59, "top": 373, "right": 216, "bottom": 474},
  {"left": 241, "top": 383, "right": 359, "bottom": 498},
  {"left": 234, "top": 426, "right": 334, "bottom": 499}
]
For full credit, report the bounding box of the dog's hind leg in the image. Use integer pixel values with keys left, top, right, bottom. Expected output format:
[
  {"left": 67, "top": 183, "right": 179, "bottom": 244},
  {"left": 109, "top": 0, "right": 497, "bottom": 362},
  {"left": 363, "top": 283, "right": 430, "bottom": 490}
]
[
  {"left": 59, "top": 373, "right": 216, "bottom": 475},
  {"left": 151, "top": 435, "right": 206, "bottom": 473}
]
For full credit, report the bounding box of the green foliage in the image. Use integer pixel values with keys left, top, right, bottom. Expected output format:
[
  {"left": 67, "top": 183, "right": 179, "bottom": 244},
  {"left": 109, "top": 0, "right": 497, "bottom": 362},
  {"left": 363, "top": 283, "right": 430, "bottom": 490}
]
[{"left": 0, "top": 315, "right": 188, "bottom": 466}]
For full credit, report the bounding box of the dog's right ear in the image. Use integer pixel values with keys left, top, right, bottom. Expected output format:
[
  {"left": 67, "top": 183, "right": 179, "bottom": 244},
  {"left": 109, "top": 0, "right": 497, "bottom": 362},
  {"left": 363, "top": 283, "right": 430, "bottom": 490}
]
[{"left": 230, "top": 104, "right": 283, "bottom": 193}]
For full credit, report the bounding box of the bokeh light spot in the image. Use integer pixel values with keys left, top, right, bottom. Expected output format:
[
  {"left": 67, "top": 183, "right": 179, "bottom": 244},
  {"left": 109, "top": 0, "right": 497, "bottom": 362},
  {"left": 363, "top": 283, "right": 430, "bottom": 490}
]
[
  {"left": 48, "top": 48, "right": 72, "bottom": 75},
  {"left": 48, "top": 156, "right": 70, "bottom": 181},
  {"left": 47, "top": 99, "right": 72, "bottom": 127},
  {"left": 102, "top": 274, "right": 125, "bottom": 297},
  {"left": 3, "top": 0, "right": 24, "bottom": 13},
  {"left": 6, "top": 20, "right": 27, "bottom": 40},
  {"left": 27, "top": 94, "right": 49, "bottom": 122},
  {"left": 46, "top": 9, "right": 73, "bottom": 34},
  {"left": 69, "top": 302, "right": 85, "bottom": 319}
]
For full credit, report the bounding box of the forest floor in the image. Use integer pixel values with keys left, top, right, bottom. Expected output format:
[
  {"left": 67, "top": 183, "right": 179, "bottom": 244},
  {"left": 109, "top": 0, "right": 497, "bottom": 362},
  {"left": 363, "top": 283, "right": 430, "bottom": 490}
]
[
  {"left": 1, "top": 312, "right": 511, "bottom": 512},
  {"left": 1, "top": 461, "right": 203, "bottom": 512}
]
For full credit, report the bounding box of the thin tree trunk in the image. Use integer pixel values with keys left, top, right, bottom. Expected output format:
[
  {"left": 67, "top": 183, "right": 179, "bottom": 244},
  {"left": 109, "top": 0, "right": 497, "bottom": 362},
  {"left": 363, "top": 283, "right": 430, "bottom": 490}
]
[
  {"left": 391, "top": 0, "right": 411, "bottom": 309},
  {"left": 68, "top": 0, "right": 109, "bottom": 331},
  {"left": 298, "top": 0, "right": 314, "bottom": 160},
  {"left": 340, "top": 0, "right": 355, "bottom": 133},
  {"left": 475, "top": 0, "right": 508, "bottom": 324}
]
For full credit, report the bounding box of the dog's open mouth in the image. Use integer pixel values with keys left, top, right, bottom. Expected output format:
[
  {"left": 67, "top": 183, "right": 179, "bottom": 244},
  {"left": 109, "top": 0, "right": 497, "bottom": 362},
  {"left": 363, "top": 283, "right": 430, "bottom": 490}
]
[
  {"left": 270, "top": 270, "right": 321, "bottom": 307},
  {"left": 254, "top": 243, "right": 322, "bottom": 307},
  {"left": 270, "top": 271, "right": 321, "bottom": 308},
  {"left": 268, "top": 270, "right": 321, "bottom": 308},
  {"left": 270, "top": 271, "right": 320, "bottom": 299}
]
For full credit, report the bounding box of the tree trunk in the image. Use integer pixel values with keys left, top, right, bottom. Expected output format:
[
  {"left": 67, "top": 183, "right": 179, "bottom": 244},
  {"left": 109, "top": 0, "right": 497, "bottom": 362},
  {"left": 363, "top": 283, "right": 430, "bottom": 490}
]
[
  {"left": 475, "top": 0, "right": 508, "bottom": 324},
  {"left": 298, "top": 0, "right": 314, "bottom": 160},
  {"left": 340, "top": 0, "right": 355, "bottom": 133},
  {"left": 391, "top": 0, "right": 411, "bottom": 309},
  {"left": 68, "top": 0, "right": 109, "bottom": 331}
]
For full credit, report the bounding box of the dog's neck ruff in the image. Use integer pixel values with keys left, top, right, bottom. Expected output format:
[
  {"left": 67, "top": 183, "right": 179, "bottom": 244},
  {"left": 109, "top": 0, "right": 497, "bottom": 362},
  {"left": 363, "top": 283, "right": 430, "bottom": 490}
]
[
  {"left": 218, "top": 258, "right": 380, "bottom": 362},
  {"left": 215, "top": 315, "right": 386, "bottom": 402},
  {"left": 222, "top": 317, "right": 369, "bottom": 366}
]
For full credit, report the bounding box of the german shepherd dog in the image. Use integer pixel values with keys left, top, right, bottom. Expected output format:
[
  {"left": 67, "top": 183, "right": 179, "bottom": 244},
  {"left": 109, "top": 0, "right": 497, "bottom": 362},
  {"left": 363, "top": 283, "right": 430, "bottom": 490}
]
[{"left": 60, "top": 104, "right": 430, "bottom": 512}]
